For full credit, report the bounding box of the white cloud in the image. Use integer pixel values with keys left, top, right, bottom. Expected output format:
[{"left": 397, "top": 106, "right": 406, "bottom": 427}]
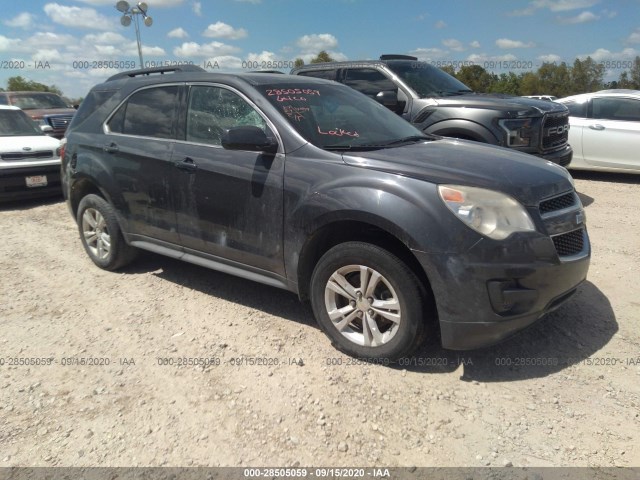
[
  {"left": 4, "top": 12, "right": 35, "bottom": 29},
  {"left": 578, "top": 47, "right": 638, "bottom": 62},
  {"left": 246, "top": 50, "right": 278, "bottom": 63},
  {"left": 0, "top": 35, "right": 21, "bottom": 52},
  {"left": 467, "top": 53, "right": 518, "bottom": 64},
  {"left": 538, "top": 54, "right": 563, "bottom": 63},
  {"left": 173, "top": 41, "right": 241, "bottom": 58},
  {"left": 435, "top": 20, "right": 447, "bottom": 29},
  {"left": 508, "top": 0, "right": 598, "bottom": 15},
  {"left": 442, "top": 38, "right": 464, "bottom": 52},
  {"left": 532, "top": 0, "right": 599, "bottom": 12},
  {"left": 558, "top": 11, "right": 599, "bottom": 23},
  {"left": 44, "top": 3, "right": 113, "bottom": 30},
  {"left": 626, "top": 28, "right": 640, "bottom": 44},
  {"left": 296, "top": 34, "right": 338, "bottom": 53},
  {"left": 203, "top": 22, "right": 248, "bottom": 40},
  {"left": 409, "top": 47, "right": 448, "bottom": 61},
  {"left": 206, "top": 55, "right": 243, "bottom": 70},
  {"left": 83, "top": 32, "right": 127, "bottom": 44},
  {"left": 75, "top": 0, "right": 187, "bottom": 6},
  {"left": 192, "top": 1, "right": 202, "bottom": 16},
  {"left": 168, "top": 27, "right": 189, "bottom": 38},
  {"left": 496, "top": 38, "right": 536, "bottom": 49},
  {"left": 470, "top": 40, "right": 481, "bottom": 48}
]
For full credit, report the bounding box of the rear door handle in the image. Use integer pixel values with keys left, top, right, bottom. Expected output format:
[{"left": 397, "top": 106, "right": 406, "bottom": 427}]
[
  {"left": 103, "top": 143, "right": 119, "bottom": 153},
  {"left": 588, "top": 124, "right": 605, "bottom": 131},
  {"left": 175, "top": 157, "right": 198, "bottom": 172}
]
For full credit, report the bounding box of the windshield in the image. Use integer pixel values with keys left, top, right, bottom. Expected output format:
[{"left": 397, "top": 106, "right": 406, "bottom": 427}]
[
  {"left": 9, "top": 93, "right": 69, "bottom": 110},
  {"left": 387, "top": 62, "right": 473, "bottom": 98},
  {"left": 0, "top": 110, "right": 43, "bottom": 136},
  {"left": 259, "top": 83, "right": 428, "bottom": 150}
]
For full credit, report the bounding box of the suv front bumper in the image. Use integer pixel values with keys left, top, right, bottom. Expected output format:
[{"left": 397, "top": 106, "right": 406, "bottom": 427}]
[
  {"left": 538, "top": 145, "right": 573, "bottom": 167},
  {"left": 412, "top": 231, "right": 590, "bottom": 350}
]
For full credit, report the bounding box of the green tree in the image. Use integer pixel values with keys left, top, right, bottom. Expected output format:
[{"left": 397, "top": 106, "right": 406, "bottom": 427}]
[
  {"left": 455, "top": 65, "right": 494, "bottom": 92},
  {"left": 440, "top": 65, "right": 456, "bottom": 77},
  {"left": 293, "top": 58, "right": 305, "bottom": 68},
  {"left": 6, "top": 76, "right": 63, "bottom": 95},
  {"left": 629, "top": 56, "right": 640, "bottom": 89},
  {"left": 489, "top": 72, "right": 521, "bottom": 95},
  {"left": 570, "top": 57, "right": 604, "bottom": 94},
  {"left": 310, "top": 51, "right": 335, "bottom": 64},
  {"left": 536, "top": 61, "right": 571, "bottom": 97},
  {"left": 519, "top": 71, "right": 541, "bottom": 95}
]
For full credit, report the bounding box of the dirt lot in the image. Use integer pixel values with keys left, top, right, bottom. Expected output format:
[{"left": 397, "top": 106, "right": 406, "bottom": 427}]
[{"left": 0, "top": 171, "right": 639, "bottom": 468}]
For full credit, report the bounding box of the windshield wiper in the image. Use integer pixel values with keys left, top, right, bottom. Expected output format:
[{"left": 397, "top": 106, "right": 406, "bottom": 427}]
[{"left": 377, "top": 135, "right": 432, "bottom": 147}]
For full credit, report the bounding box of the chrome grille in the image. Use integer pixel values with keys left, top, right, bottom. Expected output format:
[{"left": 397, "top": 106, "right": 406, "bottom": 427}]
[
  {"left": 542, "top": 113, "right": 569, "bottom": 150},
  {"left": 46, "top": 114, "right": 74, "bottom": 129},
  {"left": 552, "top": 228, "right": 585, "bottom": 257},
  {"left": 1, "top": 151, "right": 54, "bottom": 160}
]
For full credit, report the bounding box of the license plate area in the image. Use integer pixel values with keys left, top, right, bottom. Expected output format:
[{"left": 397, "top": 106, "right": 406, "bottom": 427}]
[{"left": 25, "top": 175, "right": 48, "bottom": 188}]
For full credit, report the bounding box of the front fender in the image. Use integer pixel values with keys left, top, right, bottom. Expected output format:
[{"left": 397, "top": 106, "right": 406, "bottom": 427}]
[{"left": 422, "top": 118, "right": 500, "bottom": 145}]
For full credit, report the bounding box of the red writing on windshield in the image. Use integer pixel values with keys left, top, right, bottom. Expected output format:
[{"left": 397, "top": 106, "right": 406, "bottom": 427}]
[{"left": 317, "top": 126, "right": 360, "bottom": 137}]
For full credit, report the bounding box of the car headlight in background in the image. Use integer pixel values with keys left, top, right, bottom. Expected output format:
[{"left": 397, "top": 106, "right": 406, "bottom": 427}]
[
  {"left": 438, "top": 185, "right": 536, "bottom": 240},
  {"left": 499, "top": 118, "right": 533, "bottom": 147}
]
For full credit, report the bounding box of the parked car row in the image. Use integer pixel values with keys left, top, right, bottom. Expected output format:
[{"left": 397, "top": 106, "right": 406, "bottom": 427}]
[{"left": 59, "top": 64, "right": 590, "bottom": 360}]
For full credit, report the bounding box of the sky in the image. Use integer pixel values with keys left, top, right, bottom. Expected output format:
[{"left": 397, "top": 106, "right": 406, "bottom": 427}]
[{"left": 0, "top": 0, "right": 639, "bottom": 99}]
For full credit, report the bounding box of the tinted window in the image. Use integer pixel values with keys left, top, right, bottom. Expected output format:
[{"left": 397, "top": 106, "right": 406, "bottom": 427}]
[
  {"left": 592, "top": 97, "right": 640, "bottom": 121},
  {"left": 0, "top": 95, "right": 8, "bottom": 106},
  {"left": 564, "top": 100, "right": 588, "bottom": 118},
  {"left": 70, "top": 90, "right": 116, "bottom": 130},
  {"left": 387, "top": 62, "right": 473, "bottom": 98},
  {"left": 186, "top": 85, "right": 268, "bottom": 146},
  {"left": 343, "top": 69, "right": 397, "bottom": 97},
  {"left": 297, "top": 69, "right": 336, "bottom": 81},
  {"left": 115, "top": 86, "right": 178, "bottom": 139}
]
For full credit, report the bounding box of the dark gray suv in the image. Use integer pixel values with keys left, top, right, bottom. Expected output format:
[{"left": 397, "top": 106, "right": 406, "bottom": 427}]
[
  {"left": 292, "top": 55, "right": 573, "bottom": 166},
  {"left": 61, "top": 66, "right": 590, "bottom": 360}
]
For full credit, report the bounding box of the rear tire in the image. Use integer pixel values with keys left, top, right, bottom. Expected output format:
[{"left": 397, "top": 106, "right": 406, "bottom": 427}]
[
  {"left": 77, "top": 194, "right": 137, "bottom": 271},
  {"left": 310, "top": 241, "right": 431, "bottom": 361}
]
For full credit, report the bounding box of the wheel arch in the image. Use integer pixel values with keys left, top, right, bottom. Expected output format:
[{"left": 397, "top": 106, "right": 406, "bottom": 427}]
[{"left": 296, "top": 218, "right": 434, "bottom": 308}]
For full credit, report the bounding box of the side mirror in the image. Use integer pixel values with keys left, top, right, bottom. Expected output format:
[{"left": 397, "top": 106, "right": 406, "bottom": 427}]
[
  {"left": 40, "top": 125, "right": 54, "bottom": 133},
  {"left": 375, "top": 90, "right": 399, "bottom": 109},
  {"left": 221, "top": 126, "right": 278, "bottom": 154}
]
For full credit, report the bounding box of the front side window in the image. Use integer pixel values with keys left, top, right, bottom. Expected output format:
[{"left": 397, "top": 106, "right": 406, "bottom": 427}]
[
  {"left": 297, "top": 69, "right": 336, "bottom": 81},
  {"left": 186, "top": 85, "right": 267, "bottom": 146},
  {"left": 107, "top": 86, "right": 178, "bottom": 139},
  {"left": 564, "top": 100, "right": 588, "bottom": 118},
  {"left": 342, "top": 69, "right": 397, "bottom": 98},
  {"left": 592, "top": 97, "right": 640, "bottom": 121}
]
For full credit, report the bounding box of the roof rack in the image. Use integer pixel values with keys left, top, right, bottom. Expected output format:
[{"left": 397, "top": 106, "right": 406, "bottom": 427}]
[
  {"left": 106, "top": 65, "right": 206, "bottom": 82},
  {"left": 379, "top": 54, "right": 418, "bottom": 61}
]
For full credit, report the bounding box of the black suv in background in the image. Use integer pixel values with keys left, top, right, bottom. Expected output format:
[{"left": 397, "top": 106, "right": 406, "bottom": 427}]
[
  {"left": 62, "top": 66, "right": 589, "bottom": 360},
  {"left": 292, "top": 55, "right": 573, "bottom": 166}
]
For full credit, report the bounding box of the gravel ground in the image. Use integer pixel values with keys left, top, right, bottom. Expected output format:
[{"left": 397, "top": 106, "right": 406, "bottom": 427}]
[{"left": 0, "top": 171, "right": 639, "bottom": 468}]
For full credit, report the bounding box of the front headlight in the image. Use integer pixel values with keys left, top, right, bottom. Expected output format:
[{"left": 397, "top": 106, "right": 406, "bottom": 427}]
[
  {"left": 499, "top": 118, "right": 533, "bottom": 147},
  {"left": 438, "top": 185, "right": 535, "bottom": 240}
]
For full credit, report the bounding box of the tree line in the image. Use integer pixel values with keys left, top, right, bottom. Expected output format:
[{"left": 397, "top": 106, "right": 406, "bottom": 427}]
[
  {"left": 295, "top": 52, "right": 640, "bottom": 97},
  {"left": 442, "top": 56, "right": 640, "bottom": 97}
]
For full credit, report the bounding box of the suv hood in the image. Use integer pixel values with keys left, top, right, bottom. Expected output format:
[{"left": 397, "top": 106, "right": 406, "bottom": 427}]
[
  {"left": 432, "top": 94, "right": 567, "bottom": 116},
  {"left": 342, "top": 139, "right": 573, "bottom": 206}
]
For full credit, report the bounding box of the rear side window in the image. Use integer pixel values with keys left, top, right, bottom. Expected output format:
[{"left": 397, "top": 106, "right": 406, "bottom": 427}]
[
  {"left": 108, "top": 86, "right": 178, "bottom": 139},
  {"left": 592, "top": 97, "right": 640, "bottom": 121},
  {"left": 343, "top": 69, "right": 397, "bottom": 98},
  {"left": 297, "top": 69, "right": 336, "bottom": 81},
  {"left": 69, "top": 89, "right": 116, "bottom": 130}
]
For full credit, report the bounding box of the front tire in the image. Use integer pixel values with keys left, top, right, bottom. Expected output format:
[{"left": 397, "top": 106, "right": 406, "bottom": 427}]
[
  {"left": 77, "top": 194, "right": 137, "bottom": 271},
  {"left": 310, "top": 242, "right": 430, "bottom": 361}
]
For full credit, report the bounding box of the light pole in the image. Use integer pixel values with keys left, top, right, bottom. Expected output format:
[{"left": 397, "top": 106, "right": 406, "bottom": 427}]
[{"left": 116, "top": 1, "right": 153, "bottom": 69}]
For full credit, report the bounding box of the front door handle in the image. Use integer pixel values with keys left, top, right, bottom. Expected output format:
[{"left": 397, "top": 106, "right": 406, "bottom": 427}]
[
  {"left": 589, "top": 124, "right": 605, "bottom": 131},
  {"left": 175, "top": 157, "right": 198, "bottom": 172},
  {"left": 103, "top": 143, "right": 119, "bottom": 153}
]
